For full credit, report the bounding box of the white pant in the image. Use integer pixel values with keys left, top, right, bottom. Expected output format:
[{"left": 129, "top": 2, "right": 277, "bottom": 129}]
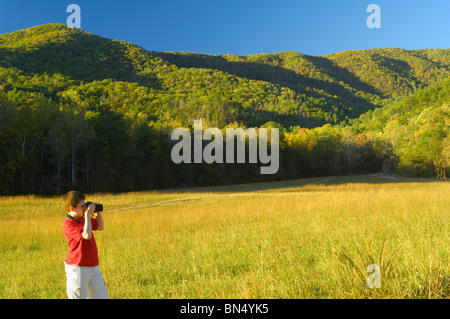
[{"left": 65, "top": 262, "right": 109, "bottom": 299}]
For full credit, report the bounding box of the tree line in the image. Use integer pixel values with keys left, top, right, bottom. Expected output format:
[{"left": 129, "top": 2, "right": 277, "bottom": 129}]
[
  {"left": 1, "top": 75, "right": 448, "bottom": 195},
  {"left": 0, "top": 24, "right": 449, "bottom": 195}
]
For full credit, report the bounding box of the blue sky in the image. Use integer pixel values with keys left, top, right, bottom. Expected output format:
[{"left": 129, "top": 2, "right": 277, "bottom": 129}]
[{"left": 0, "top": 0, "right": 448, "bottom": 56}]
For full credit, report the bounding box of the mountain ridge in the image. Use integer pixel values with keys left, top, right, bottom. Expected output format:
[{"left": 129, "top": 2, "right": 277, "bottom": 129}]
[
  {"left": 1, "top": 23, "right": 449, "bottom": 127},
  {"left": 0, "top": 23, "right": 448, "bottom": 195}
]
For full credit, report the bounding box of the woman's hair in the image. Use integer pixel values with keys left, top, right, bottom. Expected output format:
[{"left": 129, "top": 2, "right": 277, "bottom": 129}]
[{"left": 63, "top": 190, "right": 86, "bottom": 212}]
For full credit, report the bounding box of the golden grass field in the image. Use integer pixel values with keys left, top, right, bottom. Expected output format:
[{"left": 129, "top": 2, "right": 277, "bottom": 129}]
[{"left": 0, "top": 174, "right": 449, "bottom": 299}]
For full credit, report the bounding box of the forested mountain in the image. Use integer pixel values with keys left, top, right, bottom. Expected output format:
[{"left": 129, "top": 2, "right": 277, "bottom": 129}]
[
  {"left": 351, "top": 77, "right": 450, "bottom": 178},
  {"left": 0, "top": 23, "right": 448, "bottom": 195},
  {"left": 1, "top": 24, "right": 449, "bottom": 126}
]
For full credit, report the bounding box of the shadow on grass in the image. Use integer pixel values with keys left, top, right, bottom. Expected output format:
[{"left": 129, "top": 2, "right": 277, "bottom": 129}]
[{"left": 155, "top": 174, "right": 446, "bottom": 195}]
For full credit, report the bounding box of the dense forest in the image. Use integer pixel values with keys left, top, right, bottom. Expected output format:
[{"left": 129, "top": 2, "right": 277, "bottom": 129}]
[{"left": 0, "top": 24, "right": 448, "bottom": 195}]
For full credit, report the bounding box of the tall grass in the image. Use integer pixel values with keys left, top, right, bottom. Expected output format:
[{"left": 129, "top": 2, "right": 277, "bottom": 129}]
[{"left": 0, "top": 175, "right": 448, "bottom": 298}]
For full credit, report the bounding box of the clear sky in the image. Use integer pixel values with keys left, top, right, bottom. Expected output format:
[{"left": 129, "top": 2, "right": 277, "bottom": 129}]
[{"left": 0, "top": 0, "right": 448, "bottom": 56}]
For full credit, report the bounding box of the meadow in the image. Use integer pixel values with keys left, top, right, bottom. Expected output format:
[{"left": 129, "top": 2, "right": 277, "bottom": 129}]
[{"left": 0, "top": 174, "right": 448, "bottom": 299}]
